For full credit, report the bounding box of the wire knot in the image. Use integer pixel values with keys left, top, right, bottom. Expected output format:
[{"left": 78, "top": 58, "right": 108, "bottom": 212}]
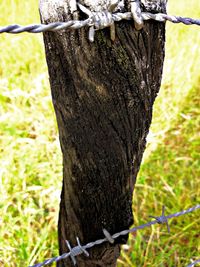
[
  {"left": 66, "top": 237, "right": 89, "bottom": 266},
  {"left": 91, "top": 11, "right": 114, "bottom": 30},
  {"left": 149, "top": 206, "right": 170, "bottom": 233},
  {"left": 78, "top": 3, "right": 117, "bottom": 42}
]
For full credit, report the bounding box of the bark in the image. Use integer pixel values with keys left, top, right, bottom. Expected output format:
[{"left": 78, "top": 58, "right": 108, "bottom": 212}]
[{"left": 39, "top": 0, "right": 166, "bottom": 266}]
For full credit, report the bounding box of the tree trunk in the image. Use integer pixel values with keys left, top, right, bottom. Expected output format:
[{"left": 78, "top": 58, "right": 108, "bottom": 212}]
[{"left": 39, "top": 0, "right": 166, "bottom": 266}]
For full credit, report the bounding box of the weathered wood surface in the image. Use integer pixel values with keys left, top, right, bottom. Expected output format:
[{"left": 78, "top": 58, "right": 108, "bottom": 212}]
[{"left": 39, "top": 0, "right": 166, "bottom": 266}]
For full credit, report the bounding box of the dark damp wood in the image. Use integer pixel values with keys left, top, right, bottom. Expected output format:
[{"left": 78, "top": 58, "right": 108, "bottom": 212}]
[{"left": 39, "top": 0, "right": 166, "bottom": 266}]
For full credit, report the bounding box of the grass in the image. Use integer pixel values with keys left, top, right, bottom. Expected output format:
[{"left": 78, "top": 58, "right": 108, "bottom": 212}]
[{"left": 0, "top": 1, "right": 199, "bottom": 267}]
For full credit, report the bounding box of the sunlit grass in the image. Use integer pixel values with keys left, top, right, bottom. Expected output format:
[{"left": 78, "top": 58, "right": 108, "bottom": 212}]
[
  {"left": 145, "top": 0, "right": 200, "bottom": 158},
  {"left": 119, "top": 87, "right": 200, "bottom": 267},
  {"left": 0, "top": 1, "right": 199, "bottom": 267},
  {"left": 0, "top": 1, "right": 62, "bottom": 266}
]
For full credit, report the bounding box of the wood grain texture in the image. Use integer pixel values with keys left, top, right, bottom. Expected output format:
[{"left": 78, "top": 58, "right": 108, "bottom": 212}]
[{"left": 39, "top": 0, "right": 166, "bottom": 266}]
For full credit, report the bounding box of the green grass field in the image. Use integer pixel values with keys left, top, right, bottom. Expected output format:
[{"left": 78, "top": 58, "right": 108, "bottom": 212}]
[{"left": 0, "top": 1, "right": 199, "bottom": 267}]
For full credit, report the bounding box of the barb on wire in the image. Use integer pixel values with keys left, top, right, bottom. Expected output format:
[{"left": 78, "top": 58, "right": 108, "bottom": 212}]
[
  {"left": 29, "top": 204, "right": 200, "bottom": 267},
  {"left": 149, "top": 205, "right": 170, "bottom": 233},
  {"left": 0, "top": 2, "right": 200, "bottom": 42}
]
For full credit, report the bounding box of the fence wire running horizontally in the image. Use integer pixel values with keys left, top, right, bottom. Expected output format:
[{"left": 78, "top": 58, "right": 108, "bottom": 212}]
[
  {"left": 187, "top": 259, "right": 200, "bottom": 267},
  {"left": 1, "top": 2, "right": 199, "bottom": 267},
  {"left": 0, "top": 1, "right": 200, "bottom": 42},
  {"left": 29, "top": 204, "right": 200, "bottom": 267}
]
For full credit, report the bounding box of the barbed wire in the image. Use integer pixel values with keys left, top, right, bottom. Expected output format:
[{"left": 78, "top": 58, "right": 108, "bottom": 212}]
[
  {"left": 29, "top": 204, "right": 200, "bottom": 267},
  {"left": 187, "top": 259, "right": 200, "bottom": 267},
  {"left": 2, "top": 3, "right": 199, "bottom": 267},
  {"left": 0, "top": 3, "right": 200, "bottom": 42}
]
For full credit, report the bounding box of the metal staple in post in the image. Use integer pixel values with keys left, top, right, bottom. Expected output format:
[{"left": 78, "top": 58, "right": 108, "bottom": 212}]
[{"left": 29, "top": 204, "right": 200, "bottom": 267}]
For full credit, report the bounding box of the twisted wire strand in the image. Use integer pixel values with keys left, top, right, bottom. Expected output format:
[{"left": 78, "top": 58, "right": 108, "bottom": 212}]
[
  {"left": 187, "top": 259, "right": 200, "bottom": 267},
  {"left": 29, "top": 204, "right": 200, "bottom": 267},
  {"left": 0, "top": 12, "right": 200, "bottom": 35}
]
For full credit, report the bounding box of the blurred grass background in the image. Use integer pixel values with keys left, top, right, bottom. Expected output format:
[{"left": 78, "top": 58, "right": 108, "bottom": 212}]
[{"left": 0, "top": 0, "right": 199, "bottom": 266}]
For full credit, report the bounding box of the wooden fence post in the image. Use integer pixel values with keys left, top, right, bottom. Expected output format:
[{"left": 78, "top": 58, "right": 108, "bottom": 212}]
[{"left": 39, "top": 0, "right": 166, "bottom": 266}]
